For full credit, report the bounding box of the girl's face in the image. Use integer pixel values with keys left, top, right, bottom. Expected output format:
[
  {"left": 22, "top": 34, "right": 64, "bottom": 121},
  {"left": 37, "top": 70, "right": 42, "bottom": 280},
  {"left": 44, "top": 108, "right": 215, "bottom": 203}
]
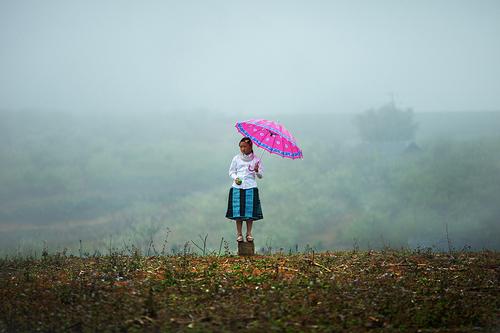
[{"left": 239, "top": 141, "right": 252, "bottom": 155}]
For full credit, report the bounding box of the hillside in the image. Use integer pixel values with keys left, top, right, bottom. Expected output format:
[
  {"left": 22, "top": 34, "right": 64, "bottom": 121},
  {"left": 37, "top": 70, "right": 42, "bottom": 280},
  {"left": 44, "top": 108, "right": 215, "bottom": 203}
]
[{"left": 1, "top": 110, "right": 500, "bottom": 254}]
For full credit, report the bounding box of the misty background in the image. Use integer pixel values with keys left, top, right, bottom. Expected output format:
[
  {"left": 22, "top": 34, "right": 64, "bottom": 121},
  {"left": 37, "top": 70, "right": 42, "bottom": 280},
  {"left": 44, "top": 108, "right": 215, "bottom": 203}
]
[{"left": 1, "top": 0, "right": 499, "bottom": 255}]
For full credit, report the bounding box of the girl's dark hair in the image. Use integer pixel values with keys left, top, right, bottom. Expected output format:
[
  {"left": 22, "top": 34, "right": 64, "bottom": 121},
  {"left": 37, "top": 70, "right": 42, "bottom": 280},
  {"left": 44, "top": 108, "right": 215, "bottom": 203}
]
[{"left": 239, "top": 137, "right": 253, "bottom": 153}]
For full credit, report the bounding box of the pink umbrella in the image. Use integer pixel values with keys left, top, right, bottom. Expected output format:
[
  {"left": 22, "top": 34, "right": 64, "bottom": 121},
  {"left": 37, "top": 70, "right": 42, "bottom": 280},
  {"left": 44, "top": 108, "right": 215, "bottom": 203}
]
[{"left": 235, "top": 119, "right": 303, "bottom": 160}]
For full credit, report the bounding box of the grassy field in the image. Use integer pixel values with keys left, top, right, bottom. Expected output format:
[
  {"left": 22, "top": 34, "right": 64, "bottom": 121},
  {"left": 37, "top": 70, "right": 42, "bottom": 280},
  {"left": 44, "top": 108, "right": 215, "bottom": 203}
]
[{"left": 0, "top": 249, "right": 498, "bottom": 332}]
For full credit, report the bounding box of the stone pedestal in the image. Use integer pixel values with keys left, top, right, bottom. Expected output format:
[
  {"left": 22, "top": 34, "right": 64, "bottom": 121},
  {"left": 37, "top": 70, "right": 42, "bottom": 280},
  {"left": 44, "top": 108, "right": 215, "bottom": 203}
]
[{"left": 238, "top": 241, "right": 255, "bottom": 256}]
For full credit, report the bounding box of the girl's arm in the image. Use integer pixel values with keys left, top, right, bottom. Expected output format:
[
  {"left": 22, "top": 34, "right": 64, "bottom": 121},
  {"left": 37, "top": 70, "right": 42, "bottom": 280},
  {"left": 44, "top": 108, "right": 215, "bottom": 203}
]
[
  {"left": 256, "top": 160, "right": 263, "bottom": 179},
  {"left": 228, "top": 157, "right": 238, "bottom": 180}
]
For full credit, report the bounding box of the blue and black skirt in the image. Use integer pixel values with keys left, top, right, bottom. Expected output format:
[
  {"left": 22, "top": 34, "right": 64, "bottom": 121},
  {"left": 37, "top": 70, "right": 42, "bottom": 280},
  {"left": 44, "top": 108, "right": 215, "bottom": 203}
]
[{"left": 226, "top": 187, "right": 263, "bottom": 221}]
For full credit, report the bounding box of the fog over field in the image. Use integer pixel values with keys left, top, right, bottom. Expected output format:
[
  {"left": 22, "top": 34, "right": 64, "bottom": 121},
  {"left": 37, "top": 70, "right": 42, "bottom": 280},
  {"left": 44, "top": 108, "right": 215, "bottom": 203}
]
[{"left": 1, "top": 1, "right": 499, "bottom": 254}]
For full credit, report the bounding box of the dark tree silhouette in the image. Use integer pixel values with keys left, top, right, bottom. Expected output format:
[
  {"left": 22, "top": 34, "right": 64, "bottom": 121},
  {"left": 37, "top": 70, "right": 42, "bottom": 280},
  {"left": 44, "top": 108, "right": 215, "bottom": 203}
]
[{"left": 354, "top": 103, "right": 418, "bottom": 142}]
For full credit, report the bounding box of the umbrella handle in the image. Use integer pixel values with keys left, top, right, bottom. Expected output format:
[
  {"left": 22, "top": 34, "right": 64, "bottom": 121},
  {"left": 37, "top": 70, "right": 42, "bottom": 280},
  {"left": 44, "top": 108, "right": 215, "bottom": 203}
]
[
  {"left": 248, "top": 131, "right": 275, "bottom": 172},
  {"left": 249, "top": 132, "right": 274, "bottom": 171}
]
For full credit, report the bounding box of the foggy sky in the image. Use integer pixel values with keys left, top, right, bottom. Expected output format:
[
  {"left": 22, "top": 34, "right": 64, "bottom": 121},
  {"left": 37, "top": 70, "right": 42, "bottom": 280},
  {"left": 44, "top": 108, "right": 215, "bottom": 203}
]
[{"left": 1, "top": 0, "right": 499, "bottom": 114}]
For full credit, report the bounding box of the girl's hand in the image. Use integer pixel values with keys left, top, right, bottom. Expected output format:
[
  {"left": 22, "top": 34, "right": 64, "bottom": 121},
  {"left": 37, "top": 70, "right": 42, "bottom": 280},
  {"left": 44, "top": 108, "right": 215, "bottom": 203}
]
[{"left": 253, "top": 162, "right": 259, "bottom": 173}]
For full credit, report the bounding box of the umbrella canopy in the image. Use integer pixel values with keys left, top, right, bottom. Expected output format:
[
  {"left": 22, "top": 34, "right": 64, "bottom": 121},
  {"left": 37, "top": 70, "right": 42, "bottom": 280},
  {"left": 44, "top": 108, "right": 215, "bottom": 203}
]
[{"left": 235, "top": 119, "right": 303, "bottom": 159}]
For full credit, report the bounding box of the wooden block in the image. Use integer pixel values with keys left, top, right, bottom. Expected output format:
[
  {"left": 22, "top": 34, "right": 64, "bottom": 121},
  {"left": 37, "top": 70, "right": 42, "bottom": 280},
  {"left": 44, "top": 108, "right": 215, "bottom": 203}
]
[{"left": 238, "top": 241, "right": 255, "bottom": 256}]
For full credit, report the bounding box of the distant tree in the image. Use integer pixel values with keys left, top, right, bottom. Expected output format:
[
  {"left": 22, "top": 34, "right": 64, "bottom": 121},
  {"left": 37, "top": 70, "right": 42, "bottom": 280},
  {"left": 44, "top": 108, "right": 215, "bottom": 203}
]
[{"left": 354, "top": 103, "right": 418, "bottom": 142}]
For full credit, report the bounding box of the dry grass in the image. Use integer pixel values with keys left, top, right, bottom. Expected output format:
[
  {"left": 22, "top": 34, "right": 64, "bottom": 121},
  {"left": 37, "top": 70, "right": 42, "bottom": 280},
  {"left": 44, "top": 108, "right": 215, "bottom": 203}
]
[{"left": 0, "top": 249, "right": 498, "bottom": 332}]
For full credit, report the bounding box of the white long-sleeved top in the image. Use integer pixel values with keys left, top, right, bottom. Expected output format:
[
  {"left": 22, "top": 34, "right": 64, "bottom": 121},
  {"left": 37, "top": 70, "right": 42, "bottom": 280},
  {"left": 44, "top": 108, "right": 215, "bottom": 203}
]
[{"left": 228, "top": 153, "right": 263, "bottom": 189}]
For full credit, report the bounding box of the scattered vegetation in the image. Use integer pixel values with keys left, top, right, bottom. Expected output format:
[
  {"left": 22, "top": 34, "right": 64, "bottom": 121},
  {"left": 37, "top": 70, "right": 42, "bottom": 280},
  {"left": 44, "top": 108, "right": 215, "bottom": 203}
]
[{"left": 1, "top": 249, "right": 498, "bottom": 332}]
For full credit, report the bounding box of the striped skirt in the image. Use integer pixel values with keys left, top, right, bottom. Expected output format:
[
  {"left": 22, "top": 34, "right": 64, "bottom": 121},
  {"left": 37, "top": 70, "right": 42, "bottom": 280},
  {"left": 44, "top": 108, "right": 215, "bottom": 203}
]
[{"left": 226, "top": 187, "right": 263, "bottom": 221}]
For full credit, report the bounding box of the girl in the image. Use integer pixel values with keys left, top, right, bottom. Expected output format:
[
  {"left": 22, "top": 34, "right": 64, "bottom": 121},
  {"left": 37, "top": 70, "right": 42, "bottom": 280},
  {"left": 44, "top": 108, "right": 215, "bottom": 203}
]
[{"left": 226, "top": 137, "right": 264, "bottom": 242}]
